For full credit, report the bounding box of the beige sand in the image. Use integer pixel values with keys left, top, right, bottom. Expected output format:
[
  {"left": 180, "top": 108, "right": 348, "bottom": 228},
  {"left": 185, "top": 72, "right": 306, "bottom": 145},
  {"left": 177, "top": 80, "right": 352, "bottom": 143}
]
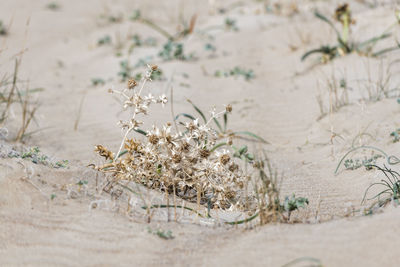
[{"left": 1, "top": 0, "right": 400, "bottom": 266}]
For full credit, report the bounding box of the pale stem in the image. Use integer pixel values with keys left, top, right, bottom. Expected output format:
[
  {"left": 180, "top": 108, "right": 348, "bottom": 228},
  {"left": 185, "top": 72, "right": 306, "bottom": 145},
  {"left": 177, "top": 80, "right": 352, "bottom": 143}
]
[
  {"left": 114, "top": 72, "right": 152, "bottom": 161},
  {"left": 205, "top": 110, "right": 226, "bottom": 126}
]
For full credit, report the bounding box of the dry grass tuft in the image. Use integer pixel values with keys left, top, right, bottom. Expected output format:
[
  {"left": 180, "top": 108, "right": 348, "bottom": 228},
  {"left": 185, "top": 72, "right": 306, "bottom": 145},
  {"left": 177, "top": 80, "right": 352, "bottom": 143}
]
[{"left": 0, "top": 58, "right": 40, "bottom": 142}]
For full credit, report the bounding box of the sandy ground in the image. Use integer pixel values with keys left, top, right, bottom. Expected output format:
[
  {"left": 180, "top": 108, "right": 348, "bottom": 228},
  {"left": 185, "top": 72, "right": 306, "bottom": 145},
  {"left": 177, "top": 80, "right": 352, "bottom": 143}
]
[{"left": 1, "top": 0, "right": 400, "bottom": 266}]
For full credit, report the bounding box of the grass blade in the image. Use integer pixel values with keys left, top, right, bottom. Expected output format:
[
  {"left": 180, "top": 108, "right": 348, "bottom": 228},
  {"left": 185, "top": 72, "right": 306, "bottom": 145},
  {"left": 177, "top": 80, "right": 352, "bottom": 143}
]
[
  {"left": 174, "top": 112, "right": 196, "bottom": 121},
  {"left": 225, "top": 211, "right": 259, "bottom": 225},
  {"left": 301, "top": 46, "right": 336, "bottom": 61},
  {"left": 223, "top": 112, "right": 228, "bottom": 132},
  {"left": 134, "top": 128, "right": 147, "bottom": 136},
  {"left": 213, "top": 117, "right": 223, "bottom": 133},
  {"left": 187, "top": 99, "right": 207, "bottom": 123},
  {"left": 314, "top": 11, "right": 340, "bottom": 38},
  {"left": 358, "top": 33, "right": 391, "bottom": 49},
  {"left": 301, "top": 48, "right": 326, "bottom": 61},
  {"left": 116, "top": 149, "right": 128, "bottom": 159},
  {"left": 118, "top": 183, "right": 141, "bottom": 196},
  {"left": 210, "top": 142, "right": 228, "bottom": 152},
  {"left": 372, "top": 45, "right": 400, "bottom": 57},
  {"left": 141, "top": 204, "right": 205, "bottom": 217},
  {"left": 233, "top": 131, "right": 269, "bottom": 143},
  {"left": 362, "top": 182, "right": 387, "bottom": 204}
]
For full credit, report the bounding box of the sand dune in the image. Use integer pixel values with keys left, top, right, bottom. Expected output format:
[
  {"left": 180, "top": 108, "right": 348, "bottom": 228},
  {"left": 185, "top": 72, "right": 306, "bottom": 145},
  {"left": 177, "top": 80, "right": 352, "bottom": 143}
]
[{"left": 1, "top": 0, "right": 400, "bottom": 266}]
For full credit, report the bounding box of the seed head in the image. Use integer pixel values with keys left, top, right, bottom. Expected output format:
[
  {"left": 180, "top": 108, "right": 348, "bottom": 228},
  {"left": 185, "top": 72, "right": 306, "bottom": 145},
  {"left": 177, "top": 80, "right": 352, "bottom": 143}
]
[
  {"left": 95, "top": 145, "right": 114, "bottom": 160},
  {"left": 148, "top": 134, "right": 160, "bottom": 145},
  {"left": 220, "top": 154, "right": 230, "bottom": 165},
  {"left": 172, "top": 153, "right": 182, "bottom": 163},
  {"left": 199, "top": 148, "right": 211, "bottom": 158},
  {"left": 227, "top": 136, "right": 233, "bottom": 146},
  {"left": 151, "top": 65, "right": 158, "bottom": 71},
  {"left": 127, "top": 79, "right": 138, "bottom": 89},
  {"left": 228, "top": 163, "right": 239, "bottom": 172}
]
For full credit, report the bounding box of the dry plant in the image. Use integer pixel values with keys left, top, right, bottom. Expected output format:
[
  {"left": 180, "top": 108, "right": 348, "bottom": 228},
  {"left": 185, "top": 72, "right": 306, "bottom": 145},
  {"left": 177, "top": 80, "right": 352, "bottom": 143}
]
[
  {"left": 316, "top": 59, "right": 399, "bottom": 120},
  {"left": 359, "top": 59, "right": 399, "bottom": 101},
  {"left": 94, "top": 64, "right": 249, "bottom": 210},
  {"left": 316, "top": 69, "right": 349, "bottom": 120},
  {"left": 0, "top": 58, "right": 40, "bottom": 142},
  {"left": 252, "top": 153, "right": 308, "bottom": 224},
  {"left": 92, "top": 65, "right": 307, "bottom": 225}
]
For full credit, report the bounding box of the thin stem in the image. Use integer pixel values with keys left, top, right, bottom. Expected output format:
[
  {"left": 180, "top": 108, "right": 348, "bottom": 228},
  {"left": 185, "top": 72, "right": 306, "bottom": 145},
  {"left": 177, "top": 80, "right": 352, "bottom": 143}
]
[{"left": 114, "top": 70, "right": 153, "bottom": 161}]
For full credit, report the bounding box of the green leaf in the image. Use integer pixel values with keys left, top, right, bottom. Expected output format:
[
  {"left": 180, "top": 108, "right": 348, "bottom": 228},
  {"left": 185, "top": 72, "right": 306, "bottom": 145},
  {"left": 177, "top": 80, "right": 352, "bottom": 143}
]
[
  {"left": 187, "top": 99, "right": 207, "bottom": 123},
  {"left": 337, "top": 37, "right": 351, "bottom": 52},
  {"left": 213, "top": 118, "right": 223, "bottom": 133},
  {"left": 301, "top": 46, "right": 337, "bottom": 61},
  {"left": 225, "top": 211, "right": 259, "bottom": 225},
  {"left": 295, "top": 197, "right": 309, "bottom": 208},
  {"left": 174, "top": 113, "right": 196, "bottom": 121},
  {"left": 116, "top": 150, "right": 128, "bottom": 159},
  {"left": 372, "top": 45, "right": 400, "bottom": 57},
  {"left": 211, "top": 142, "right": 228, "bottom": 152},
  {"left": 223, "top": 112, "right": 228, "bottom": 132},
  {"left": 314, "top": 11, "right": 340, "bottom": 38},
  {"left": 233, "top": 131, "right": 269, "bottom": 143},
  {"left": 238, "top": 145, "right": 248, "bottom": 155},
  {"left": 134, "top": 128, "right": 147, "bottom": 136},
  {"left": 76, "top": 180, "right": 88, "bottom": 186},
  {"left": 18, "top": 87, "right": 45, "bottom": 96},
  {"left": 118, "top": 183, "right": 140, "bottom": 196},
  {"left": 358, "top": 33, "right": 391, "bottom": 49},
  {"left": 245, "top": 153, "right": 254, "bottom": 161}
]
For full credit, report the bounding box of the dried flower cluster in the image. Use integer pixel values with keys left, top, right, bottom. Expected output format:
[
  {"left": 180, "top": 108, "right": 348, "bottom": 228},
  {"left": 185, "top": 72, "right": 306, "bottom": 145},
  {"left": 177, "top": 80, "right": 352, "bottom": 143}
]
[
  {"left": 95, "top": 65, "right": 248, "bottom": 209},
  {"left": 334, "top": 4, "right": 355, "bottom": 25}
]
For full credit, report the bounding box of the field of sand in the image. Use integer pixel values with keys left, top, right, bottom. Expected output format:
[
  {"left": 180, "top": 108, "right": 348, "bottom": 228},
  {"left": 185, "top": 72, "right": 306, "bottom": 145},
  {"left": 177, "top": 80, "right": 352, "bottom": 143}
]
[{"left": 1, "top": 0, "right": 400, "bottom": 266}]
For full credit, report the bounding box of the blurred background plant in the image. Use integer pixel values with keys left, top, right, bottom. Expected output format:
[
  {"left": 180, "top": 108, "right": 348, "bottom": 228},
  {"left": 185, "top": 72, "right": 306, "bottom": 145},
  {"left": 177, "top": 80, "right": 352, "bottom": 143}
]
[
  {"left": 0, "top": 58, "right": 42, "bottom": 142},
  {"left": 302, "top": 4, "right": 400, "bottom": 62}
]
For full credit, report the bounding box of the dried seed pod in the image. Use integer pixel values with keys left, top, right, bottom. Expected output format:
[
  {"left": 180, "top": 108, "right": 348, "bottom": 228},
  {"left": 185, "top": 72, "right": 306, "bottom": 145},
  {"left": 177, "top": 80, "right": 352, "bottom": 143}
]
[
  {"left": 95, "top": 145, "right": 114, "bottom": 160},
  {"left": 124, "top": 139, "right": 141, "bottom": 152},
  {"left": 179, "top": 141, "right": 190, "bottom": 152},
  {"left": 188, "top": 156, "right": 198, "bottom": 164},
  {"left": 228, "top": 163, "right": 239, "bottom": 172},
  {"left": 334, "top": 3, "right": 351, "bottom": 24},
  {"left": 227, "top": 136, "right": 233, "bottom": 146},
  {"left": 148, "top": 134, "right": 159, "bottom": 145},
  {"left": 172, "top": 153, "right": 182, "bottom": 163},
  {"left": 220, "top": 154, "right": 230, "bottom": 165},
  {"left": 199, "top": 148, "right": 211, "bottom": 158},
  {"left": 225, "top": 104, "right": 232, "bottom": 113},
  {"left": 127, "top": 79, "right": 138, "bottom": 89}
]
